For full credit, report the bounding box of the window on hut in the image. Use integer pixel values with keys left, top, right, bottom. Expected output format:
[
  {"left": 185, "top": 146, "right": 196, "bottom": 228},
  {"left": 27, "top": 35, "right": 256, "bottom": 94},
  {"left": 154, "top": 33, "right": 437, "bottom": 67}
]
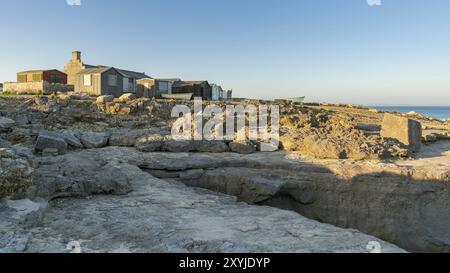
[
  {"left": 18, "top": 74, "right": 27, "bottom": 83},
  {"left": 32, "top": 74, "right": 42, "bottom": 82},
  {"left": 84, "top": 74, "right": 92, "bottom": 86}
]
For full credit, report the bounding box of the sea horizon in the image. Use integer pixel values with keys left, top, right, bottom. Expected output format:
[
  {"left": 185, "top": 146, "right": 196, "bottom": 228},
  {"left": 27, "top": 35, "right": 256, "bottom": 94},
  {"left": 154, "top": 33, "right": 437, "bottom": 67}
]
[{"left": 371, "top": 105, "right": 450, "bottom": 121}]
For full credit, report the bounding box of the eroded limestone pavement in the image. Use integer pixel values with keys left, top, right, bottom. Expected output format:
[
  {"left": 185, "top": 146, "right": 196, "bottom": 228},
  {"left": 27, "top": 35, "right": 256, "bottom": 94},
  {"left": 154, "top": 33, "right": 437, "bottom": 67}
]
[{"left": 1, "top": 94, "right": 449, "bottom": 253}]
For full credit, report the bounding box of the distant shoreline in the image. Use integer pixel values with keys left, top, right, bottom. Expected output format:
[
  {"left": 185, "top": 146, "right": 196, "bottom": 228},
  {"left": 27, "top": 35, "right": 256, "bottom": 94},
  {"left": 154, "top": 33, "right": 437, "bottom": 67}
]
[
  {"left": 369, "top": 105, "right": 450, "bottom": 108},
  {"left": 371, "top": 106, "right": 450, "bottom": 121}
]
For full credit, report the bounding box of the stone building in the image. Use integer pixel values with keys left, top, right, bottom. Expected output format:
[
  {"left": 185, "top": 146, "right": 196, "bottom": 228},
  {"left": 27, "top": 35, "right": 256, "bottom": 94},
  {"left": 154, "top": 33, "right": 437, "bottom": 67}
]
[
  {"left": 226, "top": 89, "right": 233, "bottom": 100},
  {"left": 64, "top": 51, "right": 95, "bottom": 85},
  {"left": 172, "top": 81, "right": 212, "bottom": 100},
  {"left": 64, "top": 51, "right": 221, "bottom": 100},
  {"left": 136, "top": 78, "right": 174, "bottom": 98},
  {"left": 2, "top": 69, "right": 72, "bottom": 95},
  {"left": 17, "top": 69, "right": 67, "bottom": 84},
  {"left": 210, "top": 83, "right": 224, "bottom": 100},
  {"left": 66, "top": 51, "right": 152, "bottom": 97},
  {"left": 75, "top": 67, "right": 151, "bottom": 97}
]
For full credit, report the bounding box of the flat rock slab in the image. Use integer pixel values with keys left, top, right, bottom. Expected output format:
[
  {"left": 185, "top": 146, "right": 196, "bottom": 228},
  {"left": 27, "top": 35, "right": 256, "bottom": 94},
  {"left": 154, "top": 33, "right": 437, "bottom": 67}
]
[
  {"left": 229, "top": 142, "right": 256, "bottom": 154},
  {"left": 109, "top": 129, "right": 152, "bottom": 147},
  {"left": 81, "top": 132, "right": 109, "bottom": 149},
  {"left": 5, "top": 171, "right": 404, "bottom": 253},
  {"left": 60, "top": 132, "right": 83, "bottom": 148},
  {"left": 194, "top": 141, "right": 230, "bottom": 153},
  {"left": 34, "top": 133, "right": 68, "bottom": 154},
  {"left": 0, "top": 117, "right": 15, "bottom": 131},
  {"left": 1, "top": 148, "right": 405, "bottom": 253}
]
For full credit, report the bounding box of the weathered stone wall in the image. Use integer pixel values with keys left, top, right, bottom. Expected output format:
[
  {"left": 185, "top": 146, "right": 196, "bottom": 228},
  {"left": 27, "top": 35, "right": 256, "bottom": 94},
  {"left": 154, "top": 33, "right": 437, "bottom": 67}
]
[
  {"left": 43, "top": 81, "right": 74, "bottom": 94},
  {"left": 3, "top": 81, "right": 74, "bottom": 95},
  {"left": 3, "top": 81, "right": 44, "bottom": 95}
]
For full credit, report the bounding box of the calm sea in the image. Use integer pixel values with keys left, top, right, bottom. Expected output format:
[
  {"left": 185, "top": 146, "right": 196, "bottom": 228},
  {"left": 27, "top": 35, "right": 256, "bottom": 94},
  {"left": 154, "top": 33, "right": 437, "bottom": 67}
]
[{"left": 373, "top": 106, "right": 450, "bottom": 121}]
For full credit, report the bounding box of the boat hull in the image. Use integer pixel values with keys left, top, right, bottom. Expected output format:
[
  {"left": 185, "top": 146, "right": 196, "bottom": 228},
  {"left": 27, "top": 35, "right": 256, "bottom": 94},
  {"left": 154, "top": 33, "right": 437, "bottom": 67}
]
[
  {"left": 287, "top": 97, "right": 305, "bottom": 103},
  {"left": 161, "top": 93, "right": 193, "bottom": 100}
]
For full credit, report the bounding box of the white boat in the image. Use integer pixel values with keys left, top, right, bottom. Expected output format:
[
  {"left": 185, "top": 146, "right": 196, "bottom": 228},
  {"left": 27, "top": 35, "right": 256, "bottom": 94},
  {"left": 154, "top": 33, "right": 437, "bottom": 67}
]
[
  {"left": 287, "top": 96, "right": 305, "bottom": 103},
  {"left": 161, "top": 93, "right": 193, "bottom": 100}
]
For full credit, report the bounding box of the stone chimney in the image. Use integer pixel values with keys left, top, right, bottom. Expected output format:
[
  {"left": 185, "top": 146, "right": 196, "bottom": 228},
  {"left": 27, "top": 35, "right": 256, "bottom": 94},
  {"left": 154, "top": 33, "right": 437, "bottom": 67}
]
[
  {"left": 65, "top": 51, "right": 84, "bottom": 86},
  {"left": 72, "top": 51, "right": 81, "bottom": 62}
]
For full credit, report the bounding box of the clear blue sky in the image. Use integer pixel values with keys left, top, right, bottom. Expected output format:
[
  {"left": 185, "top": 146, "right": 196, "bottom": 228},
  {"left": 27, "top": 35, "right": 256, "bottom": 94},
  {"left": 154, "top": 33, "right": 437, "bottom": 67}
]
[{"left": 1, "top": 0, "right": 450, "bottom": 105}]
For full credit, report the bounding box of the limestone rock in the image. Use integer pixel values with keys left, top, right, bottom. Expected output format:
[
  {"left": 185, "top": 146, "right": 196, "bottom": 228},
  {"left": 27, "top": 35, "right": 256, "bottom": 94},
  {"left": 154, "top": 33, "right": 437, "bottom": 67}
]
[
  {"left": 57, "top": 93, "right": 72, "bottom": 101},
  {"left": 229, "top": 142, "right": 256, "bottom": 154},
  {"left": 109, "top": 129, "right": 150, "bottom": 147},
  {"left": 135, "top": 134, "right": 166, "bottom": 152},
  {"left": 34, "top": 133, "right": 68, "bottom": 155},
  {"left": 80, "top": 132, "right": 109, "bottom": 149},
  {"left": 179, "top": 169, "right": 205, "bottom": 180},
  {"left": 118, "top": 106, "right": 133, "bottom": 115},
  {"left": 42, "top": 148, "right": 60, "bottom": 157},
  {"left": 60, "top": 132, "right": 83, "bottom": 148},
  {"left": 69, "top": 93, "right": 91, "bottom": 100},
  {"left": 279, "top": 113, "right": 389, "bottom": 160},
  {"left": 162, "top": 140, "right": 195, "bottom": 153},
  {"left": 82, "top": 161, "right": 134, "bottom": 196},
  {"left": 176, "top": 162, "right": 450, "bottom": 253},
  {"left": 194, "top": 141, "right": 230, "bottom": 153},
  {"left": 301, "top": 136, "right": 347, "bottom": 159},
  {"left": 356, "top": 123, "right": 381, "bottom": 132},
  {"left": 0, "top": 117, "right": 15, "bottom": 132},
  {"left": 1, "top": 199, "right": 48, "bottom": 228},
  {"left": 7, "top": 127, "right": 34, "bottom": 144},
  {"left": 96, "top": 95, "right": 114, "bottom": 104},
  {"left": 135, "top": 98, "right": 152, "bottom": 111},
  {"left": 0, "top": 148, "right": 33, "bottom": 198},
  {"left": 188, "top": 167, "right": 284, "bottom": 203},
  {"left": 30, "top": 155, "right": 136, "bottom": 200},
  {"left": 257, "top": 142, "right": 280, "bottom": 152},
  {"left": 381, "top": 114, "right": 422, "bottom": 152},
  {"left": 33, "top": 96, "right": 48, "bottom": 106},
  {"left": 108, "top": 103, "right": 122, "bottom": 114},
  {"left": 0, "top": 148, "right": 15, "bottom": 158},
  {"left": 6, "top": 148, "right": 405, "bottom": 253},
  {"left": 117, "top": 93, "right": 136, "bottom": 103}
]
